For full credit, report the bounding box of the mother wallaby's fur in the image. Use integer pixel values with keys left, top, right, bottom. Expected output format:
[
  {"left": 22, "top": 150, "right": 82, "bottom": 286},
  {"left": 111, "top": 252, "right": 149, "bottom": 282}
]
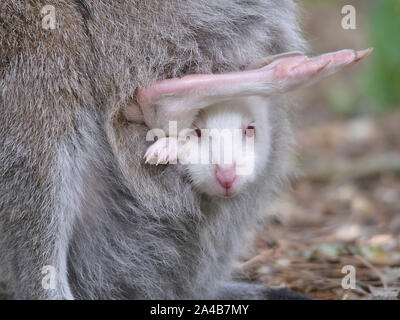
[{"left": 0, "top": 0, "right": 305, "bottom": 299}]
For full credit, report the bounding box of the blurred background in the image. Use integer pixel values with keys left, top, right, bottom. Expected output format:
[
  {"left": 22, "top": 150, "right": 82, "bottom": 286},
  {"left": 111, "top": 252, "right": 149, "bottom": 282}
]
[{"left": 240, "top": 0, "right": 400, "bottom": 299}]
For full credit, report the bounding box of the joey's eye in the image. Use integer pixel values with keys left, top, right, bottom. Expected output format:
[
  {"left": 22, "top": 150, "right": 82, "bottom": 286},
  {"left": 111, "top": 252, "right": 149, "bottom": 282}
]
[
  {"left": 194, "top": 128, "right": 202, "bottom": 138},
  {"left": 245, "top": 125, "right": 255, "bottom": 137}
]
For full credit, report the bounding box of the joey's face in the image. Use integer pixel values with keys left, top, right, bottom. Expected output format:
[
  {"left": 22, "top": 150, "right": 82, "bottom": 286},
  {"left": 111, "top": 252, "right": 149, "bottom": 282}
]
[{"left": 182, "top": 97, "right": 271, "bottom": 198}]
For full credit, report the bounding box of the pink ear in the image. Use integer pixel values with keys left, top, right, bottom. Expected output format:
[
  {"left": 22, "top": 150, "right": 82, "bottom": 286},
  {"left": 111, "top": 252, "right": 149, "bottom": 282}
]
[
  {"left": 133, "top": 48, "right": 372, "bottom": 131},
  {"left": 136, "top": 48, "right": 372, "bottom": 111}
]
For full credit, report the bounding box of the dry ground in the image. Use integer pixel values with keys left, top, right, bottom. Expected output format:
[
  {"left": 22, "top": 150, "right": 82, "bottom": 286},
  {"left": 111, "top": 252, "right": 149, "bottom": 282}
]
[{"left": 239, "top": 0, "right": 400, "bottom": 300}]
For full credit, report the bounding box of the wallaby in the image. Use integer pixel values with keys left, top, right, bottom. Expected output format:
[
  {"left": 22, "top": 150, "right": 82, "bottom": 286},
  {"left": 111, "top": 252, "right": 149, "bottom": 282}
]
[{"left": 0, "top": 0, "right": 370, "bottom": 299}]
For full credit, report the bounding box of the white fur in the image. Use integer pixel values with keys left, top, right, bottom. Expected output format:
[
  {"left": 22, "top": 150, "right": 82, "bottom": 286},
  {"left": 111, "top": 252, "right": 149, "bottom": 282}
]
[{"left": 184, "top": 96, "right": 272, "bottom": 197}]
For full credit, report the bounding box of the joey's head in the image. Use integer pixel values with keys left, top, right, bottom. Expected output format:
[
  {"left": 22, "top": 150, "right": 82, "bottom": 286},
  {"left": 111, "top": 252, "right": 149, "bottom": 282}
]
[{"left": 181, "top": 96, "right": 271, "bottom": 198}]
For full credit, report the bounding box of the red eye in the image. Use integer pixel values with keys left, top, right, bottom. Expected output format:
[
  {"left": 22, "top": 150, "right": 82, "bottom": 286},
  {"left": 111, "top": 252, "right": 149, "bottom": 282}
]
[
  {"left": 194, "top": 128, "right": 202, "bottom": 138},
  {"left": 245, "top": 125, "right": 255, "bottom": 137}
]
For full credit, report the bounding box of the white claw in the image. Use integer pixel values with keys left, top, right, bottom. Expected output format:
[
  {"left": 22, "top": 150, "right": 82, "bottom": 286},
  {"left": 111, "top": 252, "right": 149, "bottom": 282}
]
[{"left": 144, "top": 137, "right": 179, "bottom": 165}]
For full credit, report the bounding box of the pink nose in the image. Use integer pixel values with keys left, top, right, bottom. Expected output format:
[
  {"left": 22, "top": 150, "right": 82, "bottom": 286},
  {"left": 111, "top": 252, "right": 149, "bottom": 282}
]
[{"left": 215, "top": 165, "right": 237, "bottom": 189}]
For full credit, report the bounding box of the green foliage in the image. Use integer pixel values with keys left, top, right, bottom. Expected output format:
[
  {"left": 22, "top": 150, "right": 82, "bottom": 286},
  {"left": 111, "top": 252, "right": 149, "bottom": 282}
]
[
  {"left": 363, "top": 0, "right": 400, "bottom": 109},
  {"left": 329, "top": 84, "right": 358, "bottom": 116}
]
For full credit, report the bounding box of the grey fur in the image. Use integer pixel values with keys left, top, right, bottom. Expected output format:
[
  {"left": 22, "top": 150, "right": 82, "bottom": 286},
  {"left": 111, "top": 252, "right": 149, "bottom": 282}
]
[{"left": 0, "top": 0, "right": 306, "bottom": 299}]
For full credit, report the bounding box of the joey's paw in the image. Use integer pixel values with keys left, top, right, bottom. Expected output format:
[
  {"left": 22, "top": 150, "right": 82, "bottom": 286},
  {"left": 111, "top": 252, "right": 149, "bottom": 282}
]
[{"left": 144, "top": 137, "right": 179, "bottom": 165}]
